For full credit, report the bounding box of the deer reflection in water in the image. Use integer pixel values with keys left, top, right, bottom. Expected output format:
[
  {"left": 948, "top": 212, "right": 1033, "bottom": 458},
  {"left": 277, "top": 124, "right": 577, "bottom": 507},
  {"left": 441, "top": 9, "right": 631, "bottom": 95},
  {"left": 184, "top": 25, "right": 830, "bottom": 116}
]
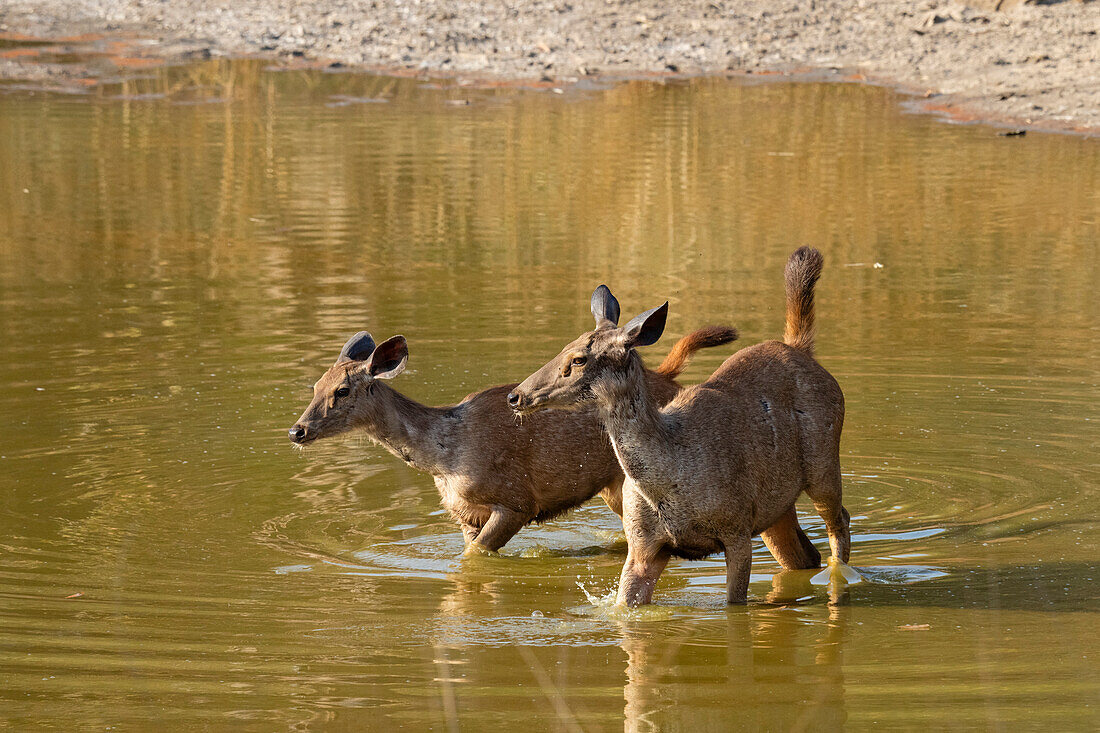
[{"left": 621, "top": 571, "right": 850, "bottom": 732}]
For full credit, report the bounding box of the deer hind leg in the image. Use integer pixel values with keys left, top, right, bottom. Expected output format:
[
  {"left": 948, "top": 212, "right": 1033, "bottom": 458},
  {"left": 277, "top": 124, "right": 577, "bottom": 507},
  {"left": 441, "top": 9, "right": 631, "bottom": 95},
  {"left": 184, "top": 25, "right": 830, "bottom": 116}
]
[
  {"left": 723, "top": 534, "right": 754, "bottom": 604},
  {"left": 804, "top": 464, "right": 851, "bottom": 564},
  {"left": 760, "top": 505, "right": 821, "bottom": 570}
]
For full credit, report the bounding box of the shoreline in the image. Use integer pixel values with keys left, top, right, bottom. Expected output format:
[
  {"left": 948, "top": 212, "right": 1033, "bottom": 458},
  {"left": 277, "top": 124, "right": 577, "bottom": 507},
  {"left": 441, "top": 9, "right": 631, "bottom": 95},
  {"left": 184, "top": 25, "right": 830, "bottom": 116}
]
[{"left": 1, "top": 0, "right": 1098, "bottom": 136}]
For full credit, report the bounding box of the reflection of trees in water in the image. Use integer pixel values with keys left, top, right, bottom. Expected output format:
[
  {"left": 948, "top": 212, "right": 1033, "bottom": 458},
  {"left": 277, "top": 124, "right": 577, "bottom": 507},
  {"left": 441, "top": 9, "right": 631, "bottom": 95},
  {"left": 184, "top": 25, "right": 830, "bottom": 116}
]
[
  {"left": 623, "top": 573, "right": 848, "bottom": 732},
  {"left": 2, "top": 59, "right": 1095, "bottom": 359}
]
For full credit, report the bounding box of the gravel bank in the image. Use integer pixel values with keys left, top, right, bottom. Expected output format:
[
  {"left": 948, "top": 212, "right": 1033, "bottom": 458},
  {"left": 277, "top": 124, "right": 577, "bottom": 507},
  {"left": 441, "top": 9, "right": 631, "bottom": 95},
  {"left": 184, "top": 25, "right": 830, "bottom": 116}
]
[{"left": 2, "top": 0, "right": 1098, "bottom": 132}]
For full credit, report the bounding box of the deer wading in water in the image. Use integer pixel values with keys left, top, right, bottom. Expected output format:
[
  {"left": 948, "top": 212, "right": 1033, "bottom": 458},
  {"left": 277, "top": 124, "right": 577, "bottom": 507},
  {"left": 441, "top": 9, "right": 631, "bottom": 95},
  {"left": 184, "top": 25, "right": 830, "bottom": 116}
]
[
  {"left": 508, "top": 247, "right": 852, "bottom": 604},
  {"left": 290, "top": 318, "right": 822, "bottom": 562}
]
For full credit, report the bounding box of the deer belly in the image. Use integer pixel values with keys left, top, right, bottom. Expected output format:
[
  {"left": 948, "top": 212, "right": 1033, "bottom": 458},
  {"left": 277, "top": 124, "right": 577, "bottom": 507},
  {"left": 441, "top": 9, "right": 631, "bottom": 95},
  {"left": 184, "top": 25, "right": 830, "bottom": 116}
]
[
  {"left": 668, "top": 538, "right": 723, "bottom": 561},
  {"left": 650, "top": 500, "right": 723, "bottom": 559}
]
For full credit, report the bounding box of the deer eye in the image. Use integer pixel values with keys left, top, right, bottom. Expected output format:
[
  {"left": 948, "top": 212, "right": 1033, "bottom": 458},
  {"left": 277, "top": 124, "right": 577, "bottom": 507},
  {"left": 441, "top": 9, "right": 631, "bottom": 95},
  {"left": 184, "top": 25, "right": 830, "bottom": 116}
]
[
  {"left": 571, "top": 356, "right": 587, "bottom": 366},
  {"left": 334, "top": 386, "right": 350, "bottom": 398}
]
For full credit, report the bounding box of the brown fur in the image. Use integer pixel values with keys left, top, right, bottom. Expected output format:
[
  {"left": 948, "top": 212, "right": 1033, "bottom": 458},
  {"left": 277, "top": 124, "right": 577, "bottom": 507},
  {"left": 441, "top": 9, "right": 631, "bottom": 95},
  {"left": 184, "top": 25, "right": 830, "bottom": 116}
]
[
  {"left": 511, "top": 248, "right": 848, "bottom": 605},
  {"left": 290, "top": 327, "right": 811, "bottom": 554}
]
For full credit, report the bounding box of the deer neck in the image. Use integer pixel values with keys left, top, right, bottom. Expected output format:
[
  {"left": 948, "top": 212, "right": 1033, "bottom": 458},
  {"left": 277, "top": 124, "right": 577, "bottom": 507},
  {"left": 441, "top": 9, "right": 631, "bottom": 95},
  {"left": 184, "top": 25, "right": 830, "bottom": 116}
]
[
  {"left": 594, "top": 353, "right": 671, "bottom": 496},
  {"left": 356, "top": 383, "right": 454, "bottom": 474}
]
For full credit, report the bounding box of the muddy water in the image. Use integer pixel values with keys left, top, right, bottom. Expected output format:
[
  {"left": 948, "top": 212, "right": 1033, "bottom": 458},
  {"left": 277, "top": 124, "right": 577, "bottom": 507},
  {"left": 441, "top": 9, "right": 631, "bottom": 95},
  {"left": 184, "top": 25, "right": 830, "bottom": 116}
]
[{"left": 1, "top": 59, "right": 1098, "bottom": 730}]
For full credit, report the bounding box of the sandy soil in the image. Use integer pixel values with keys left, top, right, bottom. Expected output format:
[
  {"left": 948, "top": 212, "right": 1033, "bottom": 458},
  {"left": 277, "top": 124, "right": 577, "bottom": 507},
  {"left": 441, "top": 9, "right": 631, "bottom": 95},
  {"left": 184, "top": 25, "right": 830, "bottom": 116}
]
[{"left": 1, "top": 0, "right": 1098, "bottom": 133}]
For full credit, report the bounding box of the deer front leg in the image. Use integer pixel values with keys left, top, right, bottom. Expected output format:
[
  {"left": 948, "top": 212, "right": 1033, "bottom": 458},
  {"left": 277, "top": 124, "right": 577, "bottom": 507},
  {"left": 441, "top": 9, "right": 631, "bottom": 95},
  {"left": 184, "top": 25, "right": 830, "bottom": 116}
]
[
  {"left": 464, "top": 505, "right": 528, "bottom": 554},
  {"left": 723, "top": 535, "right": 754, "bottom": 604},
  {"left": 616, "top": 545, "right": 672, "bottom": 607},
  {"left": 460, "top": 522, "right": 481, "bottom": 546}
]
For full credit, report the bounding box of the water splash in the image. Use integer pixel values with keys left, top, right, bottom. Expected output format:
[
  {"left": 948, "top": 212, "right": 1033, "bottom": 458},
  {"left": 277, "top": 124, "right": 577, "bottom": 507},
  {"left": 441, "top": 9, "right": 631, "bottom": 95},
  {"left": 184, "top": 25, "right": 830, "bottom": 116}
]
[
  {"left": 576, "top": 580, "right": 614, "bottom": 607},
  {"left": 574, "top": 581, "right": 678, "bottom": 621},
  {"left": 810, "top": 557, "right": 864, "bottom": 586}
]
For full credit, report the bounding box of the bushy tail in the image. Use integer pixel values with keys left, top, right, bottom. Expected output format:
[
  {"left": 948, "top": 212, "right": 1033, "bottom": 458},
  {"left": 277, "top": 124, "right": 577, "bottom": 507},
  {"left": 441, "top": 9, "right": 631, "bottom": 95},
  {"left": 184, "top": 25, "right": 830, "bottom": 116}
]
[
  {"left": 784, "top": 246, "right": 825, "bottom": 355},
  {"left": 656, "top": 326, "right": 739, "bottom": 378}
]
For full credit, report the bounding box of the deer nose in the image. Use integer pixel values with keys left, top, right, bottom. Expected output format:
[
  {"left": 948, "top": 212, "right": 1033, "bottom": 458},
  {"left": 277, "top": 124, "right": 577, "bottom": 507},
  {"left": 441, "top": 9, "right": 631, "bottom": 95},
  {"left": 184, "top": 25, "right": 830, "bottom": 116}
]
[
  {"left": 289, "top": 424, "right": 308, "bottom": 443},
  {"left": 507, "top": 391, "right": 523, "bottom": 409}
]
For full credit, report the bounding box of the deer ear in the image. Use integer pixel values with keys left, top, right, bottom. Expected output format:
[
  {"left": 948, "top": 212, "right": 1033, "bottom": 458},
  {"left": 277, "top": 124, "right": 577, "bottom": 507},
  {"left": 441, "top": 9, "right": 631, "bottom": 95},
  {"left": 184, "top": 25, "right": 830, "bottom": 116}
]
[
  {"left": 620, "top": 302, "right": 668, "bottom": 348},
  {"left": 366, "top": 335, "right": 408, "bottom": 379},
  {"left": 336, "top": 331, "right": 376, "bottom": 364},
  {"left": 591, "top": 284, "right": 621, "bottom": 330}
]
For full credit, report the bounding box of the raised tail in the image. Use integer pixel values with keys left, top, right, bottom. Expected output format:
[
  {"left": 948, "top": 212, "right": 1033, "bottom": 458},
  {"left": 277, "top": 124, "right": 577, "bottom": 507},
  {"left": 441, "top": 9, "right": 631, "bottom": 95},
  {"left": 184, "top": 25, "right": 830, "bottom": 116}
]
[
  {"left": 783, "top": 246, "right": 825, "bottom": 355},
  {"left": 656, "top": 325, "right": 739, "bottom": 378}
]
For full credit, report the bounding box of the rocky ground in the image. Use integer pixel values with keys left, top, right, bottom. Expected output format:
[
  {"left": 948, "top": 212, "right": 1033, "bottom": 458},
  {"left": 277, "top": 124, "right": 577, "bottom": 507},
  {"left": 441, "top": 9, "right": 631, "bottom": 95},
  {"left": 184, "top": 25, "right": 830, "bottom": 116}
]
[{"left": 1, "top": 0, "right": 1098, "bottom": 132}]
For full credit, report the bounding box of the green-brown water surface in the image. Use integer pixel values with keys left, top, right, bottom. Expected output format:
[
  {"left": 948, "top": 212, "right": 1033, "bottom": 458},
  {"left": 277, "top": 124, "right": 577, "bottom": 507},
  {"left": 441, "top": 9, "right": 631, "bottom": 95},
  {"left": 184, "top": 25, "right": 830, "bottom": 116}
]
[{"left": 1, "top": 60, "right": 1098, "bottom": 730}]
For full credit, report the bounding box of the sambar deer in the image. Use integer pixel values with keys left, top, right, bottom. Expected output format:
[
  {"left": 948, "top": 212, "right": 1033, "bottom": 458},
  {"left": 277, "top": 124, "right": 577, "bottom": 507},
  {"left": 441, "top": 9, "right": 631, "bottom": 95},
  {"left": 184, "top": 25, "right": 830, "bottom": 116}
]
[
  {"left": 508, "top": 247, "right": 851, "bottom": 604},
  {"left": 289, "top": 318, "right": 821, "bottom": 562}
]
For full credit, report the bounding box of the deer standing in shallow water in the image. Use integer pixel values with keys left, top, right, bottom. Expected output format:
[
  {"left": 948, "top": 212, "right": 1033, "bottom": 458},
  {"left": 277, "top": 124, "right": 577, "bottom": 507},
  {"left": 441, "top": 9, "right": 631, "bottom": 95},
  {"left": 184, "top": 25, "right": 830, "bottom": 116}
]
[
  {"left": 508, "top": 247, "right": 850, "bottom": 604},
  {"left": 289, "top": 322, "right": 823, "bottom": 559}
]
